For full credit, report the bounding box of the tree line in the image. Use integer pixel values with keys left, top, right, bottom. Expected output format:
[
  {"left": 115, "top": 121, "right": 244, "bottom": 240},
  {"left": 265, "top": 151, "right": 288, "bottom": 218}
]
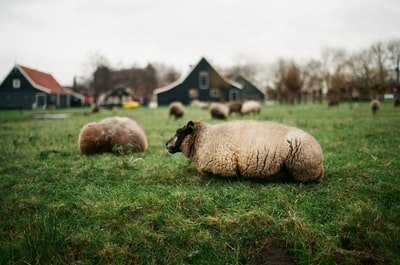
[{"left": 73, "top": 38, "right": 400, "bottom": 105}]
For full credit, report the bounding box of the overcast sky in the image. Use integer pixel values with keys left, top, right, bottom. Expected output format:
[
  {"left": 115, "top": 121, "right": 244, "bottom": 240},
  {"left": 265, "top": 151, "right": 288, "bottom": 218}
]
[{"left": 0, "top": 0, "right": 399, "bottom": 85}]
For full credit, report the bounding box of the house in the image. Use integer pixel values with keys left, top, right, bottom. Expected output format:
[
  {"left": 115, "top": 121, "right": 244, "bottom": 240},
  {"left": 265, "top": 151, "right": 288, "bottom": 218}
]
[
  {"left": 99, "top": 87, "right": 137, "bottom": 108},
  {"left": 234, "top": 75, "right": 265, "bottom": 101},
  {"left": 0, "top": 65, "right": 71, "bottom": 109},
  {"left": 154, "top": 57, "right": 244, "bottom": 106},
  {"left": 64, "top": 87, "right": 86, "bottom": 107}
]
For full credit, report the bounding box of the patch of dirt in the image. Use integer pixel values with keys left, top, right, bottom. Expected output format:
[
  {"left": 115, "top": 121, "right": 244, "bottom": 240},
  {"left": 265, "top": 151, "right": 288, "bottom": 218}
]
[
  {"left": 333, "top": 236, "right": 388, "bottom": 264},
  {"left": 248, "top": 239, "right": 299, "bottom": 265}
]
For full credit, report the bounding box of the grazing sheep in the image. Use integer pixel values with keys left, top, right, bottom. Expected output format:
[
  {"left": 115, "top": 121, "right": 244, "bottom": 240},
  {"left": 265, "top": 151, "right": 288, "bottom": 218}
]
[
  {"left": 169, "top": 102, "right": 185, "bottom": 120},
  {"left": 209, "top": 102, "right": 229, "bottom": 119},
  {"left": 394, "top": 98, "right": 400, "bottom": 107},
  {"left": 227, "top": 101, "right": 242, "bottom": 115},
  {"left": 91, "top": 104, "right": 100, "bottom": 113},
  {"left": 166, "top": 120, "right": 324, "bottom": 183},
  {"left": 241, "top": 100, "right": 261, "bottom": 115},
  {"left": 190, "top": 99, "right": 208, "bottom": 109},
  {"left": 370, "top": 99, "right": 380, "bottom": 114},
  {"left": 78, "top": 117, "right": 148, "bottom": 154}
]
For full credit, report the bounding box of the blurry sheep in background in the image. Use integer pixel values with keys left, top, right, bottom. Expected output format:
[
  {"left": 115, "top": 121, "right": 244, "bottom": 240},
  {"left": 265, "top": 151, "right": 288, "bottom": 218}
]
[{"left": 169, "top": 102, "right": 185, "bottom": 120}]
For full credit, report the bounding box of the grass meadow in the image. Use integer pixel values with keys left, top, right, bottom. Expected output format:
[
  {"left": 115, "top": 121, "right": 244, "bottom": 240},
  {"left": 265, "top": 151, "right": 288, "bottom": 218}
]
[{"left": 0, "top": 101, "right": 399, "bottom": 264}]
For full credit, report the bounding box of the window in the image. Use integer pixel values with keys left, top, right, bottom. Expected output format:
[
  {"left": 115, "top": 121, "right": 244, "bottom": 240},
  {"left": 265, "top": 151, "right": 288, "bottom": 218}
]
[
  {"left": 188, "top": 88, "right": 198, "bottom": 98},
  {"left": 210, "top": 88, "right": 220, "bottom": 98},
  {"left": 12, "top": 79, "right": 21, "bottom": 89},
  {"left": 229, "top": 90, "right": 239, "bottom": 101},
  {"left": 199, "top": 71, "right": 209, "bottom": 89}
]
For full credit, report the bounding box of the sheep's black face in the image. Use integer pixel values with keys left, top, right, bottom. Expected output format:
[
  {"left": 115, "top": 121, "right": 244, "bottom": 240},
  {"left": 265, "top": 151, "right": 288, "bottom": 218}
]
[{"left": 166, "top": 121, "right": 195, "bottom": 153}]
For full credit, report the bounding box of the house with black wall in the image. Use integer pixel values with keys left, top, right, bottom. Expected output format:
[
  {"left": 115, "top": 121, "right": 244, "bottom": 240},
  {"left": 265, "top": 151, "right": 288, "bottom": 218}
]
[
  {"left": 234, "top": 75, "right": 265, "bottom": 101},
  {"left": 155, "top": 57, "right": 262, "bottom": 106},
  {"left": 0, "top": 65, "right": 71, "bottom": 109}
]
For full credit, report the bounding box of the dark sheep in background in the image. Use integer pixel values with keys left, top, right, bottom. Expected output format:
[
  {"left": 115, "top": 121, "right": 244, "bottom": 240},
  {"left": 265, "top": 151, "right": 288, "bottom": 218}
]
[
  {"left": 227, "top": 101, "right": 242, "bottom": 115},
  {"left": 169, "top": 102, "right": 185, "bottom": 120}
]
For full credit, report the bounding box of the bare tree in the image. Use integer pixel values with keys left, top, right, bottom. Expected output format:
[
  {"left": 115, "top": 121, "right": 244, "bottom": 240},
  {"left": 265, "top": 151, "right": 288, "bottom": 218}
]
[
  {"left": 279, "top": 60, "right": 303, "bottom": 104},
  {"left": 386, "top": 39, "right": 400, "bottom": 86},
  {"left": 302, "top": 59, "right": 324, "bottom": 103},
  {"left": 370, "top": 41, "right": 388, "bottom": 99},
  {"left": 346, "top": 49, "right": 373, "bottom": 100},
  {"left": 92, "top": 65, "right": 112, "bottom": 102},
  {"left": 152, "top": 62, "right": 180, "bottom": 87},
  {"left": 321, "top": 47, "right": 348, "bottom": 105}
]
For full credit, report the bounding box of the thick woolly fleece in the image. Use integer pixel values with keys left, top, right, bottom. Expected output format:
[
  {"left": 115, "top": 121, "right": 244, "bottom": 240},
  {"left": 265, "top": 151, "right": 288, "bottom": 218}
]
[
  {"left": 175, "top": 120, "right": 323, "bottom": 182},
  {"left": 209, "top": 103, "right": 229, "bottom": 119},
  {"left": 241, "top": 100, "right": 261, "bottom": 115},
  {"left": 169, "top": 102, "right": 185, "bottom": 120},
  {"left": 78, "top": 117, "right": 148, "bottom": 154}
]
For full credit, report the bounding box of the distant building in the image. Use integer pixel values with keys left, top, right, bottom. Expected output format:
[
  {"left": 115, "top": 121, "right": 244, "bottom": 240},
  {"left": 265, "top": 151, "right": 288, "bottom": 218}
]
[
  {"left": 154, "top": 57, "right": 264, "bottom": 106},
  {"left": 0, "top": 65, "right": 71, "bottom": 109},
  {"left": 99, "top": 87, "right": 137, "bottom": 108},
  {"left": 234, "top": 75, "right": 265, "bottom": 101}
]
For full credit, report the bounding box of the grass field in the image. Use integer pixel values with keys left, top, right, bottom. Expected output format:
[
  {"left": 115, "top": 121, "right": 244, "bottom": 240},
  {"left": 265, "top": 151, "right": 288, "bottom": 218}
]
[{"left": 0, "top": 102, "right": 399, "bottom": 264}]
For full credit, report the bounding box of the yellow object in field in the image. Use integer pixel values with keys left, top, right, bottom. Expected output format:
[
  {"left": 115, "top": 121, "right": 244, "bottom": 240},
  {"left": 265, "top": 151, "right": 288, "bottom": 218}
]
[{"left": 122, "top": 101, "right": 140, "bottom": 109}]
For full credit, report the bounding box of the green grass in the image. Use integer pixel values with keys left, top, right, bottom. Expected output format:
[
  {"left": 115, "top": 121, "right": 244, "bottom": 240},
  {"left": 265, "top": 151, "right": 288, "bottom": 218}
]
[{"left": 0, "top": 102, "right": 399, "bottom": 264}]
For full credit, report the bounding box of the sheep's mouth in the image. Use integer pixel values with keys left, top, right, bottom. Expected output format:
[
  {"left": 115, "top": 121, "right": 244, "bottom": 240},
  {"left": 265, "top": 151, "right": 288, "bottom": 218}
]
[
  {"left": 167, "top": 146, "right": 180, "bottom": 154},
  {"left": 166, "top": 143, "right": 180, "bottom": 154},
  {"left": 166, "top": 137, "right": 180, "bottom": 153}
]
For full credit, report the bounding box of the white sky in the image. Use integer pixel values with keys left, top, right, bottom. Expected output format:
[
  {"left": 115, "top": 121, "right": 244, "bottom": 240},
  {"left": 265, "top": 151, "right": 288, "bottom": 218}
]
[{"left": 0, "top": 0, "right": 399, "bottom": 86}]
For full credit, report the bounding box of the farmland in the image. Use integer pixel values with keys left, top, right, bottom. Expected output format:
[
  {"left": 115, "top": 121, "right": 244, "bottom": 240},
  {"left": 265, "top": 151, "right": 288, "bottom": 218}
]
[{"left": 0, "top": 102, "right": 399, "bottom": 264}]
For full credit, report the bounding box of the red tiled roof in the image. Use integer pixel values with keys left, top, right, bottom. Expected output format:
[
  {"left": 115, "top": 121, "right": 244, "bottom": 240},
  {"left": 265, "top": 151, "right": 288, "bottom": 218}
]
[{"left": 18, "top": 65, "right": 69, "bottom": 94}]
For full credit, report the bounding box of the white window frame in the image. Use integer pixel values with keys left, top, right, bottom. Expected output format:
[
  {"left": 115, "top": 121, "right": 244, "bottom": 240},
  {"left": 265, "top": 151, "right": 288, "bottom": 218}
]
[
  {"left": 229, "top": 89, "right": 239, "bottom": 101},
  {"left": 12, "top": 79, "right": 21, "bottom": 89},
  {"left": 199, "top": 71, "right": 209, "bottom": 89},
  {"left": 35, "top": 93, "right": 47, "bottom": 109}
]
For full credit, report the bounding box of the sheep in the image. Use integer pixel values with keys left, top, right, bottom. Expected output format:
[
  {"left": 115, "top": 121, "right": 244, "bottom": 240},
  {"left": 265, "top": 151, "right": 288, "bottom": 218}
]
[
  {"left": 190, "top": 99, "right": 208, "bottom": 109},
  {"left": 241, "top": 100, "right": 261, "bottom": 115},
  {"left": 209, "top": 102, "right": 229, "bottom": 119},
  {"left": 370, "top": 99, "right": 380, "bottom": 114},
  {"left": 91, "top": 104, "right": 100, "bottom": 113},
  {"left": 227, "top": 101, "right": 242, "bottom": 115},
  {"left": 169, "top": 101, "right": 185, "bottom": 120},
  {"left": 166, "top": 120, "right": 324, "bottom": 183},
  {"left": 78, "top": 117, "right": 148, "bottom": 154}
]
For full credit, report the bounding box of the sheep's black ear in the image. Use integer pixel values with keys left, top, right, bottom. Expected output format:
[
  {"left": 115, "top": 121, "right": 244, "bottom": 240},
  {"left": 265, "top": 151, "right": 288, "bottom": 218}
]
[{"left": 187, "top": 121, "right": 195, "bottom": 132}]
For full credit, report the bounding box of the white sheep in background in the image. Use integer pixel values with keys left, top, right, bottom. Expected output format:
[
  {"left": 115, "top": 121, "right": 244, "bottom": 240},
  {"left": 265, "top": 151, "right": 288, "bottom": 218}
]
[
  {"left": 370, "top": 99, "right": 380, "bottom": 115},
  {"left": 78, "top": 117, "right": 148, "bottom": 154},
  {"left": 209, "top": 102, "right": 229, "bottom": 119},
  {"left": 166, "top": 120, "right": 324, "bottom": 183},
  {"left": 169, "top": 101, "right": 185, "bottom": 120},
  {"left": 241, "top": 100, "right": 261, "bottom": 115}
]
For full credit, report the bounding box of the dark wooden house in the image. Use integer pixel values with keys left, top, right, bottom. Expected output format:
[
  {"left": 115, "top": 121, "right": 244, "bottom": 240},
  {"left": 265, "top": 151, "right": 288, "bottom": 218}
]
[
  {"left": 234, "top": 75, "right": 265, "bottom": 101},
  {"left": 0, "top": 65, "right": 71, "bottom": 109},
  {"left": 100, "top": 87, "right": 136, "bottom": 108},
  {"left": 154, "top": 57, "right": 243, "bottom": 106}
]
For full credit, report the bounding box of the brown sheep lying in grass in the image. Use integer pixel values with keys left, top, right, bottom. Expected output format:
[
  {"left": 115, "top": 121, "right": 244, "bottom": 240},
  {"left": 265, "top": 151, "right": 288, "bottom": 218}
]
[
  {"left": 166, "top": 120, "right": 324, "bottom": 183},
  {"left": 78, "top": 117, "right": 148, "bottom": 154}
]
